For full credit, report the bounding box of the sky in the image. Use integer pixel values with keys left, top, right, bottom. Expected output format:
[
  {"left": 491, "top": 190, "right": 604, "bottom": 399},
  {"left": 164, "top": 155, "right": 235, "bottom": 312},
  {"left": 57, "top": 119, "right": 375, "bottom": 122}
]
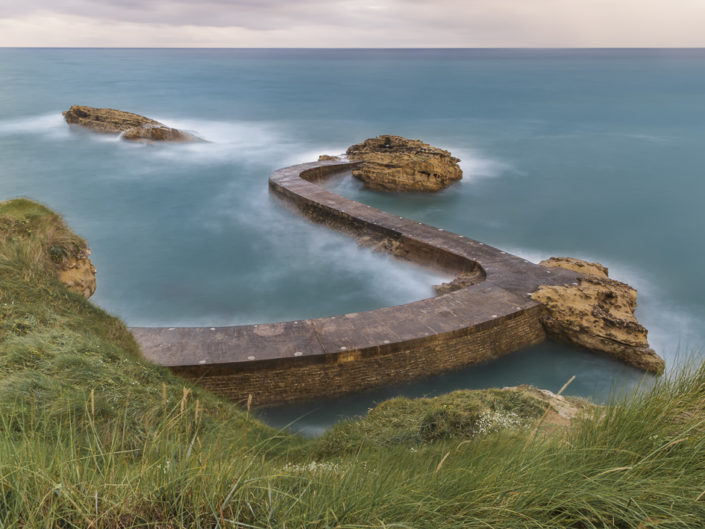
[{"left": 0, "top": 0, "right": 704, "bottom": 48}]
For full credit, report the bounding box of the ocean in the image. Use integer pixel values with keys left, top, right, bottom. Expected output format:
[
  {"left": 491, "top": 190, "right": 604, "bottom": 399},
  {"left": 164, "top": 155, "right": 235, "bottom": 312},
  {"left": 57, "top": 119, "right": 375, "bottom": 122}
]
[{"left": 1, "top": 48, "right": 703, "bottom": 435}]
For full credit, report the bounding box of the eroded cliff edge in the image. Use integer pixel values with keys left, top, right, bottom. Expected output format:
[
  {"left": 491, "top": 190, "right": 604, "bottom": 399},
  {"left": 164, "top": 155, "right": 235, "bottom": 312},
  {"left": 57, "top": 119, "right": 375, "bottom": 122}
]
[
  {"left": 0, "top": 199, "right": 96, "bottom": 298},
  {"left": 56, "top": 248, "right": 96, "bottom": 299}
]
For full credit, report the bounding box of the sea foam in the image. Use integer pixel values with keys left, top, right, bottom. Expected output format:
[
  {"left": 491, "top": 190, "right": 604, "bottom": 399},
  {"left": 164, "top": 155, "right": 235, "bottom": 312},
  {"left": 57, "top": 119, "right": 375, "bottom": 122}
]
[{"left": 0, "top": 112, "right": 70, "bottom": 140}]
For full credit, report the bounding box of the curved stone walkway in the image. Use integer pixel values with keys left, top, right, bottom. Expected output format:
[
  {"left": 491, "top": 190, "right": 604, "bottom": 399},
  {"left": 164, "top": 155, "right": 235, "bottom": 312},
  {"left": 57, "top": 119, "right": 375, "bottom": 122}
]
[{"left": 131, "top": 160, "right": 580, "bottom": 406}]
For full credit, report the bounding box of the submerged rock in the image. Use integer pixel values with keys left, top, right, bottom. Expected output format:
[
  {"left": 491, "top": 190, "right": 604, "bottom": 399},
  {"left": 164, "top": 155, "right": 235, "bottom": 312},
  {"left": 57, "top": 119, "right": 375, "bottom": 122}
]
[
  {"left": 433, "top": 274, "right": 479, "bottom": 295},
  {"left": 63, "top": 105, "right": 199, "bottom": 142},
  {"left": 532, "top": 257, "right": 664, "bottom": 374},
  {"left": 346, "top": 135, "right": 462, "bottom": 192}
]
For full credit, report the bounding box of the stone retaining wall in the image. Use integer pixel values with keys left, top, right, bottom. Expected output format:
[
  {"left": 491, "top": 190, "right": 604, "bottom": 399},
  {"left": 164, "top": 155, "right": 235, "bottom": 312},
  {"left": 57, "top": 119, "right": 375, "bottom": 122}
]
[{"left": 170, "top": 305, "right": 546, "bottom": 406}]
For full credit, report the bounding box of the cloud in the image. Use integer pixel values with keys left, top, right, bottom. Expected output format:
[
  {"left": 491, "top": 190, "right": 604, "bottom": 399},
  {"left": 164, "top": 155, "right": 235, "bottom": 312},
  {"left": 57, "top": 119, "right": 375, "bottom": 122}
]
[
  {"left": 0, "top": 0, "right": 704, "bottom": 47},
  {"left": 4, "top": 0, "right": 376, "bottom": 29}
]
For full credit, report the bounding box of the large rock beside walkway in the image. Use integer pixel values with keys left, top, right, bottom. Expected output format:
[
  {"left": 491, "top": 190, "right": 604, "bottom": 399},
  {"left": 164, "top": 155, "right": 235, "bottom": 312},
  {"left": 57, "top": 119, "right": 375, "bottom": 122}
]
[
  {"left": 532, "top": 257, "right": 664, "bottom": 374},
  {"left": 345, "top": 135, "right": 462, "bottom": 192}
]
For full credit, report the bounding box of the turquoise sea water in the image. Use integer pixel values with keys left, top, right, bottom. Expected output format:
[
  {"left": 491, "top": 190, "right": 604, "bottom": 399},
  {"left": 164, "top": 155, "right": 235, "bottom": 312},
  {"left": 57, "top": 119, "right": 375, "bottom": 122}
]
[{"left": 1, "top": 49, "right": 704, "bottom": 435}]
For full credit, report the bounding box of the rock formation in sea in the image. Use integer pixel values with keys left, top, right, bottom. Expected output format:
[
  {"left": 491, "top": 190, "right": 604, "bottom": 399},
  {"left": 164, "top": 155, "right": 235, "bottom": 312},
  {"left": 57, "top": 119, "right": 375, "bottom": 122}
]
[
  {"left": 532, "top": 257, "right": 664, "bottom": 374},
  {"left": 344, "top": 135, "right": 463, "bottom": 192},
  {"left": 63, "top": 105, "right": 199, "bottom": 143}
]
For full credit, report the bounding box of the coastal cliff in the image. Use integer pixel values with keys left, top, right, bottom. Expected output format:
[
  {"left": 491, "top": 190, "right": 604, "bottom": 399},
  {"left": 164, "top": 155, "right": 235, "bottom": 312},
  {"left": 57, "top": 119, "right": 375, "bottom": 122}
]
[
  {"left": 4, "top": 198, "right": 705, "bottom": 528},
  {"left": 344, "top": 135, "right": 463, "bottom": 191},
  {"left": 0, "top": 198, "right": 97, "bottom": 299},
  {"left": 532, "top": 257, "right": 664, "bottom": 374},
  {"left": 63, "top": 105, "right": 198, "bottom": 143}
]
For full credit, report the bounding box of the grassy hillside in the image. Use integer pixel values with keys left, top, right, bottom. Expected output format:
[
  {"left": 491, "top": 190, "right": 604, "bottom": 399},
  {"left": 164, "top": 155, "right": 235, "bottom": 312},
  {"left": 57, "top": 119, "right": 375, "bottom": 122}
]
[
  {"left": 0, "top": 199, "right": 273, "bottom": 441},
  {"left": 1, "top": 198, "right": 705, "bottom": 528}
]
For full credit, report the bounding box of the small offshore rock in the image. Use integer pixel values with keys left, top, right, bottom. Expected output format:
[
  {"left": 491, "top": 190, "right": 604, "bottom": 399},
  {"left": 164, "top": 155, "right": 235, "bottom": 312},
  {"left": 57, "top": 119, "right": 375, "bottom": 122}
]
[
  {"left": 531, "top": 257, "right": 664, "bottom": 374},
  {"left": 63, "top": 105, "right": 199, "bottom": 142},
  {"left": 318, "top": 154, "right": 341, "bottom": 161},
  {"left": 346, "top": 135, "right": 462, "bottom": 192}
]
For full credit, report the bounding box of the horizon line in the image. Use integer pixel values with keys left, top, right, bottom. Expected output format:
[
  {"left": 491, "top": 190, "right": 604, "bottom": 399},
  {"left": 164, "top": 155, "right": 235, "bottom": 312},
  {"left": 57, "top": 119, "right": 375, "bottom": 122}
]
[{"left": 2, "top": 46, "right": 705, "bottom": 50}]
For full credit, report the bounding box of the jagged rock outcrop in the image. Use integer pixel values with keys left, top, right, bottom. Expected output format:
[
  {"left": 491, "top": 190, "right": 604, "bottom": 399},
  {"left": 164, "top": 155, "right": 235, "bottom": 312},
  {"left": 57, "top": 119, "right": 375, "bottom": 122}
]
[
  {"left": 63, "top": 105, "right": 199, "bottom": 143},
  {"left": 57, "top": 249, "right": 97, "bottom": 299},
  {"left": 531, "top": 257, "right": 664, "bottom": 374},
  {"left": 540, "top": 257, "right": 608, "bottom": 278},
  {"left": 345, "top": 135, "right": 462, "bottom": 192}
]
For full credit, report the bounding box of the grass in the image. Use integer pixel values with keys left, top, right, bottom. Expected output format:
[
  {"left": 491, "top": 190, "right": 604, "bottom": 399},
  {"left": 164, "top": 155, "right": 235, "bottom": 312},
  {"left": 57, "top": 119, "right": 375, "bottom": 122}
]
[
  {"left": 1, "top": 197, "right": 705, "bottom": 528},
  {"left": 314, "top": 386, "right": 571, "bottom": 456}
]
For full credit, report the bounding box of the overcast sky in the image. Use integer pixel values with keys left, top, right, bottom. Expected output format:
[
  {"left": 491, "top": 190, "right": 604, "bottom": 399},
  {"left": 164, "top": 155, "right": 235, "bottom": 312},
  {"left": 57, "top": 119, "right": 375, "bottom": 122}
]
[{"left": 1, "top": 0, "right": 704, "bottom": 47}]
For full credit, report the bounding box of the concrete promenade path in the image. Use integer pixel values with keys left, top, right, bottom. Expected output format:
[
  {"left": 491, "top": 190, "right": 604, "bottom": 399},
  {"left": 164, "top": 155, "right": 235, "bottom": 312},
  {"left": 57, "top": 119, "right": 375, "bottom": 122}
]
[{"left": 131, "top": 160, "right": 579, "bottom": 406}]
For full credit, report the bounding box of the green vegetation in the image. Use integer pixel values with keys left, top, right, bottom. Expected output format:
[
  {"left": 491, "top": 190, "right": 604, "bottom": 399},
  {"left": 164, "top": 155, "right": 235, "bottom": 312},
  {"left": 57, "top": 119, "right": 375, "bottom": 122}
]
[
  {"left": 316, "top": 386, "right": 580, "bottom": 456},
  {"left": 2, "top": 198, "right": 705, "bottom": 528}
]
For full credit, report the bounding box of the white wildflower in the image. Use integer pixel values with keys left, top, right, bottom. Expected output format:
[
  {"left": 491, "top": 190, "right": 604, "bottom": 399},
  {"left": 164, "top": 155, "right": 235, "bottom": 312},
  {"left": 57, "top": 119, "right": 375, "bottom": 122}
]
[
  {"left": 474, "top": 410, "right": 524, "bottom": 435},
  {"left": 283, "top": 461, "right": 342, "bottom": 474}
]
